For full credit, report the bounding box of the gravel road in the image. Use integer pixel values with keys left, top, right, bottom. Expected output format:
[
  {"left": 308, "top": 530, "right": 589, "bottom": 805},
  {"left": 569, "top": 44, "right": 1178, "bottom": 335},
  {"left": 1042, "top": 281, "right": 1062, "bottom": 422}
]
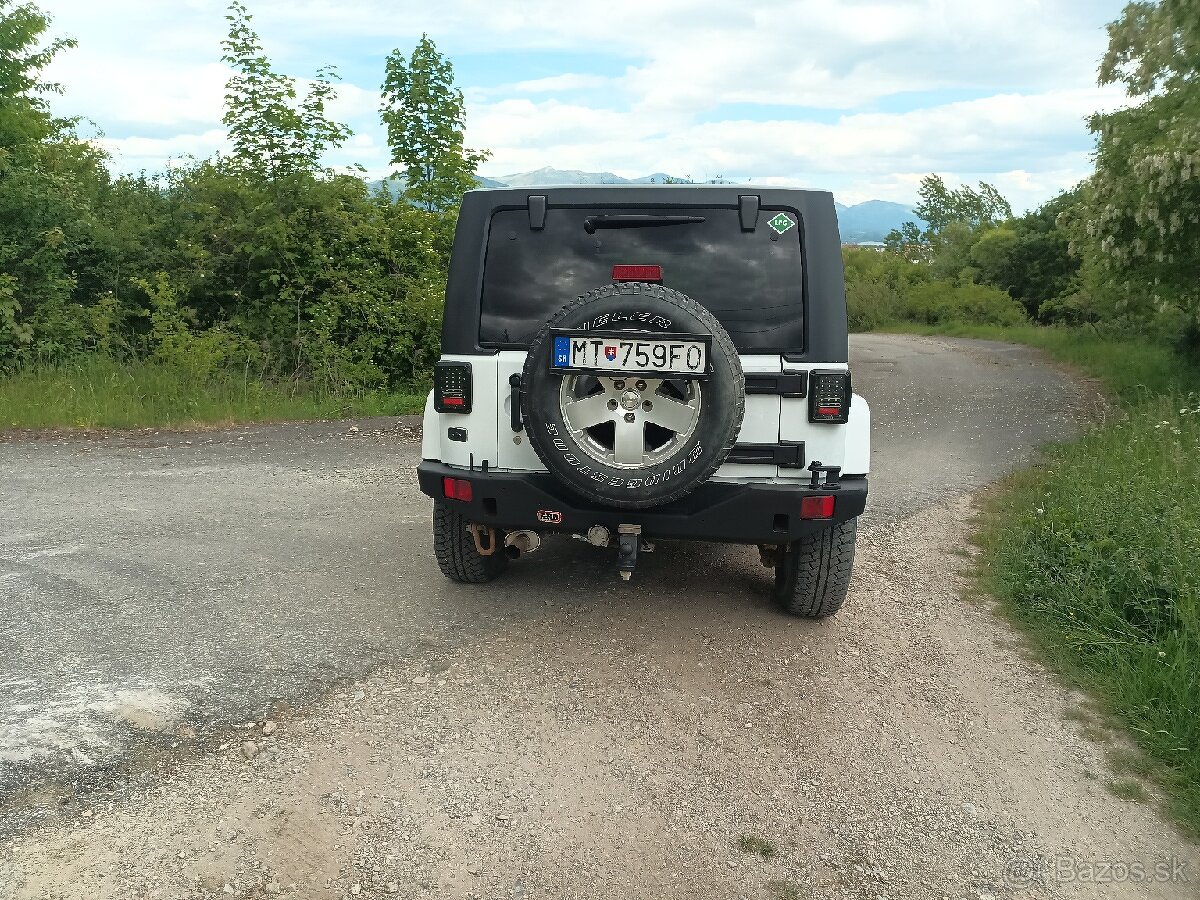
[{"left": 2, "top": 334, "right": 1196, "bottom": 898}]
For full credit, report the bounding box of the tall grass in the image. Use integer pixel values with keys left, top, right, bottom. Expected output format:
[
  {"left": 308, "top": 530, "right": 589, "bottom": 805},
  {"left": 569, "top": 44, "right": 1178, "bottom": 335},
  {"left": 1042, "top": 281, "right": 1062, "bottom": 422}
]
[
  {"left": 0, "top": 357, "right": 426, "bottom": 430},
  {"left": 897, "top": 325, "right": 1200, "bottom": 833},
  {"left": 978, "top": 393, "right": 1200, "bottom": 830}
]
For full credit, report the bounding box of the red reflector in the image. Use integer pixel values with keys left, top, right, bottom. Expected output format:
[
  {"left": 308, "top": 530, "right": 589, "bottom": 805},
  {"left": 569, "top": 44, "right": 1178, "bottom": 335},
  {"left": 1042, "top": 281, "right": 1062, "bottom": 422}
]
[
  {"left": 442, "top": 396, "right": 465, "bottom": 407},
  {"left": 800, "top": 495, "right": 835, "bottom": 519},
  {"left": 817, "top": 406, "right": 842, "bottom": 416},
  {"left": 612, "top": 264, "right": 663, "bottom": 283},
  {"left": 442, "top": 477, "right": 473, "bottom": 502}
]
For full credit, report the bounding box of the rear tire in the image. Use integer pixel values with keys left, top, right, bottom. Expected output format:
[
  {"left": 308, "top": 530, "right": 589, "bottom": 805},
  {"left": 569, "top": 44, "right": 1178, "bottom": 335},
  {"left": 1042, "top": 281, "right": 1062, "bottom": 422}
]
[
  {"left": 433, "top": 501, "right": 508, "bottom": 584},
  {"left": 773, "top": 518, "right": 857, "bottom": 618}
]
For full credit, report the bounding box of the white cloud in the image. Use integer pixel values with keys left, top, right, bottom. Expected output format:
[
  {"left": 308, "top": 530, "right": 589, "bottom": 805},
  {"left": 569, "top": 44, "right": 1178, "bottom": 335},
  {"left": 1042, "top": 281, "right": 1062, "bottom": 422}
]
[
  {"left": 469, "top": 86, "right": 1126, "bottom": 209},
  {"left": 503, "top": 74, "right": 612, "bottom": 95},
  {"left": 45, "top": 52, "right": 230, "bottom": 129},
  {"left": 38, "top": 0, "right": 1130, "bottom": 208},
  {"left": 98, "top": 130, "right": 230, "bottom": 172}
]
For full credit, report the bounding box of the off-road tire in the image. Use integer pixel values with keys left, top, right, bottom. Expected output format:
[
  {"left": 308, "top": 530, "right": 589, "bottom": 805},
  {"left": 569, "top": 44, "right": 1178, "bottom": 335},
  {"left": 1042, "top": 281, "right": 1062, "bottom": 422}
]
[
  {"left": 773, "top": 518, "right": 857, "bottom": 618},
  {"left": 433, "top": 500, "right": 508, "bottom": 584},
  {"left": 522, "top": 282, "right": 745, "bottom": 510}
]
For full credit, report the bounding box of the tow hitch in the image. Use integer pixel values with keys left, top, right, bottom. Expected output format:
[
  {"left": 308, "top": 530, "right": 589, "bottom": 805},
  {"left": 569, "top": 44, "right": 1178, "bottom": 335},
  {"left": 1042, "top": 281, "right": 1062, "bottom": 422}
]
[
  {"left": 617, "top": 524, "right": 641, "bottom": 580},
  {"left": 613, "top": 525, "right": 656, "bottom": 580}
]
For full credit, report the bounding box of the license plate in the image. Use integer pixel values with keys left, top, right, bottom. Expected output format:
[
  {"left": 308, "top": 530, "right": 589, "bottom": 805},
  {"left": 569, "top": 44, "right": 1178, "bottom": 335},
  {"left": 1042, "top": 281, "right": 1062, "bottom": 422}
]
[{"left": 550, "top": 332, "right": 709, "bottom": 377}]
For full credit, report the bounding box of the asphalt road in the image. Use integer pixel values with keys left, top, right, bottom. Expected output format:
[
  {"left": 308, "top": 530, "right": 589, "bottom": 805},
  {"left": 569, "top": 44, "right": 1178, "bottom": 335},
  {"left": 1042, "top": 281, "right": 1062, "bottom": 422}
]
[{"left": 0, "top": 334, "right": 1095, "bottom": 822}]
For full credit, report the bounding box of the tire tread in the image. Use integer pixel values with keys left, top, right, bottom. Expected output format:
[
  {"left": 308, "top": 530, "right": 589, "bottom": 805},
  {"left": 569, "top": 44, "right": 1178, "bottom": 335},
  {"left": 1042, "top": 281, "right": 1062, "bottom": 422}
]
[
  {"left": 773, "top": 518, "right": 857, "bottom": 618},
  {"left": 433, "top": 501, "right": 508, "bottom": 584},
  {"left": 522, "top": 282, "right": 745, "bottom": 509}
]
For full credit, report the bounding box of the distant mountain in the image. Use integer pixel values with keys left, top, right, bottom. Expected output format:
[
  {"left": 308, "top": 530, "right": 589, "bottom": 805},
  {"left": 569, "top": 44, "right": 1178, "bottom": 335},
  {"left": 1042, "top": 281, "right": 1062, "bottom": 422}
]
[
  {"left": 835, "top": 199, "right": 922, "bottom": 243},
  {"left": 369, "top": 169, "right": 922, "bottom": 242},
  {"left": 495, "top": 167, "right": 679, "bottom": 186},
  {"left": 368, "top": 173, "right": 509, "bottom": 198}
]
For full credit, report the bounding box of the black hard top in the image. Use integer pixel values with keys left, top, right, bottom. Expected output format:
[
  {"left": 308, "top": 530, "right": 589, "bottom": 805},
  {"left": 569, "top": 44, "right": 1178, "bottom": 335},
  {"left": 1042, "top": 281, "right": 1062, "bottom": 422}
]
[{"left": 441, "top": 184, "right": 848, "bottom": 362}]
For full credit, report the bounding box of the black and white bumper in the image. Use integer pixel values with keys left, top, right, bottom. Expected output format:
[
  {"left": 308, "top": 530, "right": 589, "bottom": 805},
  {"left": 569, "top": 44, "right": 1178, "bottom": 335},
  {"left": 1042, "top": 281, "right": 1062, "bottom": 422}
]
[{"left": 417, "top": 461, "right": 867, "bottom": 545}]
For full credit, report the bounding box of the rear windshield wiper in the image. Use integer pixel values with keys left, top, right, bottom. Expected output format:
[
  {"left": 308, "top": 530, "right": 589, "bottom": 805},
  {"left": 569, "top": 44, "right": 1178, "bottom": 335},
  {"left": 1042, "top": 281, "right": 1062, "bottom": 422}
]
[{"left": 583, "top": 214, "right": 705, "bottom": 234}]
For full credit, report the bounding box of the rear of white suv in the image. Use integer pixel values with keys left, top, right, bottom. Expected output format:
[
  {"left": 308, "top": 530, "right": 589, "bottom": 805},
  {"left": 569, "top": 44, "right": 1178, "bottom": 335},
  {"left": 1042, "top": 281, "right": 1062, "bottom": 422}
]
[{"left": 418, "top": 185, "right": 869, "bottom": 617}]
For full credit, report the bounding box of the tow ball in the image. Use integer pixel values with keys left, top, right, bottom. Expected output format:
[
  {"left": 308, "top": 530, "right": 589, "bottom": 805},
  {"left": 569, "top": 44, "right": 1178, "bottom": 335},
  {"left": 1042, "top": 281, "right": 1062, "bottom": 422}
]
[
  {"left": 615, "top": 524, "right": 655, "bottom": 580},
  {"left": 617, "top": 524, "right": 640, "bottom": 581}
]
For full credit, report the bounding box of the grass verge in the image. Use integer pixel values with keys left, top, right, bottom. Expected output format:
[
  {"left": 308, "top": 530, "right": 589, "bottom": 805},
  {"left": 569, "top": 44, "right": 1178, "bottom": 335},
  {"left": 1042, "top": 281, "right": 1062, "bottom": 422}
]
[
  {"left": 878, "top": 322, "right": 1193, "bottom": 398},
  {"left": 0, "top": 357, "right": 426, "bottom": 431},
  {"left": 879, "top": 324, "right": 1200, "bottom": 835}
]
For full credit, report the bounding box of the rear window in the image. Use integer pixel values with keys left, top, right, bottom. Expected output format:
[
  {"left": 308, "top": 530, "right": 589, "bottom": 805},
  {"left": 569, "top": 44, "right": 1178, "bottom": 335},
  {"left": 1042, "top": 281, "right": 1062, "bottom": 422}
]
[{"left": 478, "top": 207, "right": 804, "bottom": 351}]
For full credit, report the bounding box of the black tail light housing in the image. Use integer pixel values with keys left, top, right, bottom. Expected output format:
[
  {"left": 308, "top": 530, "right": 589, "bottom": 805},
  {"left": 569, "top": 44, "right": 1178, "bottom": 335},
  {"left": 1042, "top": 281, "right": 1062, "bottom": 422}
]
[
  {"left": 809, "top": 370, "right": 851, "bottom": 423},
  {"left": 434, "top": 361, "right": 472, "bottom": 413}
]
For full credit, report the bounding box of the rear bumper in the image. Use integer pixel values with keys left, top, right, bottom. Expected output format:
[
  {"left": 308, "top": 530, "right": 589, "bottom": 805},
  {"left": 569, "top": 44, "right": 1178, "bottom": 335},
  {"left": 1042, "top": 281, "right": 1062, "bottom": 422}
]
[{"left": 416, "top": 461, "right": 867, "bottom": 544}]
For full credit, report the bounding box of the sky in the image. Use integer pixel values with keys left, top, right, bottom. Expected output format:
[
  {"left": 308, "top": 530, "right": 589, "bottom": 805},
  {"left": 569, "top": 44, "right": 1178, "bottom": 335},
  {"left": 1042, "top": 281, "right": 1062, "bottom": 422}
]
[{"left": 39, "top": 0, "right": 1132, "bottom": 212}]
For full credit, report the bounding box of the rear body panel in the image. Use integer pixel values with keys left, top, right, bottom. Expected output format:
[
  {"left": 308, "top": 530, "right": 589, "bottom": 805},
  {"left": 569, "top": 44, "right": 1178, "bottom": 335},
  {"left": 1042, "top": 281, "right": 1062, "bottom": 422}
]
[{"left": 421, "top": 184, "right": 869, "bottom": 535}]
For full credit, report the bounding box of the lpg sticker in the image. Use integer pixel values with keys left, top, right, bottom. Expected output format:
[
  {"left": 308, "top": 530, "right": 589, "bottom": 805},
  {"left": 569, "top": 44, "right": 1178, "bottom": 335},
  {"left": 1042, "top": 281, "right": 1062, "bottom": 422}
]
[
  {"left": 537, "top": 509, "right": 564, "bottom": 525},
  {"left": 768, "top": 212, "right": 795, "bottom": 235}
]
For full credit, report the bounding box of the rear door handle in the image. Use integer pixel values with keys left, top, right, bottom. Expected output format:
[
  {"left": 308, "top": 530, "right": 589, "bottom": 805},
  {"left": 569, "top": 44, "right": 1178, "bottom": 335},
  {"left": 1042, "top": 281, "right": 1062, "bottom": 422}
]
[{"left": 509, "top": 374, "right": 523, "bottom": 433}]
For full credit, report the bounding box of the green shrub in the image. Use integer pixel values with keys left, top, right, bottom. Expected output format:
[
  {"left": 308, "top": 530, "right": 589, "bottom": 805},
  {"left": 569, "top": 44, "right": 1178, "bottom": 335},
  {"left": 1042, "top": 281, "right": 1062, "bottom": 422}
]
[
  {"left": 846, "top": 280, "right": 901, "bottom": 331},
  {"left": 901, "top": 281, "right": 1028, "bottom": 327}
]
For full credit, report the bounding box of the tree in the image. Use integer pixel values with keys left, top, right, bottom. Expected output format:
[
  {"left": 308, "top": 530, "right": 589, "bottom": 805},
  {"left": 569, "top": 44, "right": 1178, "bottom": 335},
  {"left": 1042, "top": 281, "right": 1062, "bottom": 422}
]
[
  {"left": 970, "top": 189, "right": 1081, "bottom": 319},
  {"left": 911, "top": 174, "right": 1012, "bottom": 236},
  {"left": 885, "top": 174, "right": 1012, "bottom": 262},
  {"left": 0, "top": 0, "right": 113, "bottom": 368},
  {"left": 220, "top": 1, "right": 351, "bottom": 180},
  {"left": 380, "top": 35, "right": 488, "bottom": 212},
  {"left": 1072, "top": 0, "right": 1200, "bottom": 348},
  {"left": 883, "top": 221, "right": 930, "bottom": 263},
  {"left": 0, "top": 0, "right": 74, "bottom": 147}
]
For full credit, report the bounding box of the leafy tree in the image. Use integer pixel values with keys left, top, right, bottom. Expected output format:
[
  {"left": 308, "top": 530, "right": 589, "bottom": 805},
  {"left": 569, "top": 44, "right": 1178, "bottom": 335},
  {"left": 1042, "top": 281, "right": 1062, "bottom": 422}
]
[
  {"left": 886, "top": 174, "right": 1013, "bottom": 256},
  {"left": 970, "top": 189, "right": 1081, "bottom": 318},
  {"left": 0, "top": 0, "right": 114, "bottom": 368},
  {"left": 0, "top": 0, "right": 74, "bottom": 146},
  {"left": 221, "top": 1, "right": 351, "bottom": 179},
  {"left": 883, "top": 221, "right": 930, "bottom": 263},
  {"left": 913, "top": 174, "right": 1012, "bottom": 234},
  {"left": 380, "top": 35, "right": 489, "bottom": 212},
  {"left": 1072, "top": 0, "right": 1200, "bottom": 350}
]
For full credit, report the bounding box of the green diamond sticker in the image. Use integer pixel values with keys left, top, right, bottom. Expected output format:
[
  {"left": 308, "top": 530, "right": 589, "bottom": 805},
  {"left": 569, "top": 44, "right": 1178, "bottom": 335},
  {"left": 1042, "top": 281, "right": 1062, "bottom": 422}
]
[{"left": 768, "top": 212, "right": 795, "bottom": 235}]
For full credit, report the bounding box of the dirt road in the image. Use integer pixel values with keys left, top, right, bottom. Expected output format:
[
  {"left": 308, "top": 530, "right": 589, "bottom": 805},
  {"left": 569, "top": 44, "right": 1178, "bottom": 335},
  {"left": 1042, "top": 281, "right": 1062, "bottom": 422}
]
[{"left": 1, "top": 335, "right": 1196, "bottom": 898}]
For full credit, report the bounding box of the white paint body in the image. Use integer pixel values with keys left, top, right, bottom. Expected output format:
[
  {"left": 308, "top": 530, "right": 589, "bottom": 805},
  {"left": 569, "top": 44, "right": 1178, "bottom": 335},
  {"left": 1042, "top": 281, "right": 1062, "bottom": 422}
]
[{"left": 422, "top": 351, "right": 870, "bottom": 479}]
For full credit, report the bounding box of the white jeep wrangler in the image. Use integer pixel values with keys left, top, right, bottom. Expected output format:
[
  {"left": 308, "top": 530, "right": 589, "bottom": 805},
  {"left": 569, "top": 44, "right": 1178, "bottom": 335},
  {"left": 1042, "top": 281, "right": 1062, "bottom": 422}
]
[{"left": 418, "top": 185, "right": 870, "bottom": 617}]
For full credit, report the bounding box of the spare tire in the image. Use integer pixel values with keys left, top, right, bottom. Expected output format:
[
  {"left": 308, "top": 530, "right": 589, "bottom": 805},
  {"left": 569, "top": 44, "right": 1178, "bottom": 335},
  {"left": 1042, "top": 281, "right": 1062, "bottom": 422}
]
[{"left": 521, "top": 282, "right": 744, "bottom": 509}]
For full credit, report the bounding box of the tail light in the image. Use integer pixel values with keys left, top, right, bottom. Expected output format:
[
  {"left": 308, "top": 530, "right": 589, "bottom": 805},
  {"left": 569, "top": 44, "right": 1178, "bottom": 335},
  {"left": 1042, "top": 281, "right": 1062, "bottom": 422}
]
[
  {"left": 800, "top": 495, "right": 835, "bottom": 519},
  {"left": 442, "top": 477, "right": 473, "bottom": 502},
  {"left": 434, "top": 361, "right": 472, "bottom": 413},
  {"left": 809, "top": 370, "right": 851, "bottom": 423}
]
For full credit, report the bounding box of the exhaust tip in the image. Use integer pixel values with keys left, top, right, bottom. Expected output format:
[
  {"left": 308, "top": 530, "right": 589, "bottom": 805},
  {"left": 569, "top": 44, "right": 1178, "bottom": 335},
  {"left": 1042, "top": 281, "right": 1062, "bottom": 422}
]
[{"left": 503, "top": 530, "right": 542, "bottom": 558}]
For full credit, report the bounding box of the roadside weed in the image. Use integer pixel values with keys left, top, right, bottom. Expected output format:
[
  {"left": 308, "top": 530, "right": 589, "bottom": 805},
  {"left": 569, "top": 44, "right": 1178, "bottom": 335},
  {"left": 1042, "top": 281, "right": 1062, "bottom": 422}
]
[{"left": 737, "top": 834, "right": 779, "bottom": 859}]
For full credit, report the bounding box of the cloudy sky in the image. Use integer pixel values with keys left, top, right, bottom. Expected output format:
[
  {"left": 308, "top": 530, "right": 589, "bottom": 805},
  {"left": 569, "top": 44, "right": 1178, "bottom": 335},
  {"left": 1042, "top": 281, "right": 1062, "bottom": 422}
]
[{"left": 40, "top": 0, "right": 1130, "bottom": 212}]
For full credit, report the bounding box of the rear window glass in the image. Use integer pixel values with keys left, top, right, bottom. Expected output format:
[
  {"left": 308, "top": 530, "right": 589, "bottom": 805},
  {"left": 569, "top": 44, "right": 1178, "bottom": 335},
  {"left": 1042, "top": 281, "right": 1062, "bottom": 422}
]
[{"left": 478, "top": 207, "right": 804, "bottom": 351}]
